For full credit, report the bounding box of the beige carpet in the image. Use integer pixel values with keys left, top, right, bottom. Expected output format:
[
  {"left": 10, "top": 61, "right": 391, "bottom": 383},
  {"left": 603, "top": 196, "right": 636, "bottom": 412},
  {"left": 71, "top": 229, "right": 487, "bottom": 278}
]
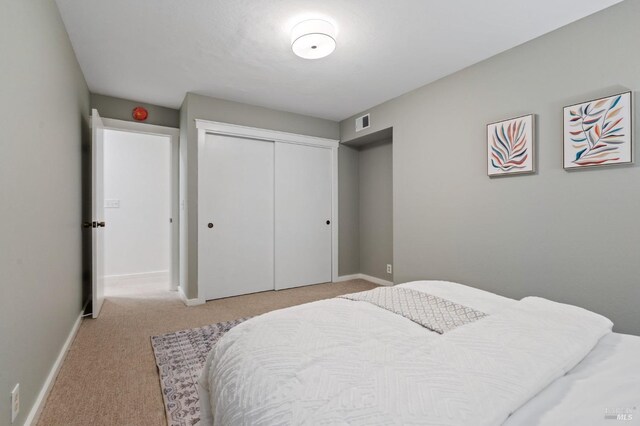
[{"left": 36, "top": 279, "right": 377, "bottom": 426}]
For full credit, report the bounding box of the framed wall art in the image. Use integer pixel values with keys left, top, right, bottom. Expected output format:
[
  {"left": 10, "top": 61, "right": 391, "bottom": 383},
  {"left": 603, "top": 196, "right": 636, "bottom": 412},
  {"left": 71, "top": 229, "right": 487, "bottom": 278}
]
[
  {"left": 563, "top": 91, "right": 633, "bottom": 169},
  {"left": 487, "top": 114, "right": 535, "bottom": 177}
]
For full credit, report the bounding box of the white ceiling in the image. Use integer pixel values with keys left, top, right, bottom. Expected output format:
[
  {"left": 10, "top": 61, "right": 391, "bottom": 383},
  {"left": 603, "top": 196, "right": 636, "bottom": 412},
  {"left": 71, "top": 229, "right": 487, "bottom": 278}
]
[{"left": 56, "top": 0, "right": 621, "bottom": 121}]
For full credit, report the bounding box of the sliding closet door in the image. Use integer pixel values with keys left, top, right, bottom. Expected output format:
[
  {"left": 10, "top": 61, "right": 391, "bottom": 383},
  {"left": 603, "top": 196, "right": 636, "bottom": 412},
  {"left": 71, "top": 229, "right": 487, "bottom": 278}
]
[
  {"left": 200, "top": 134, "right": 274, "bottom": 300},
  {"left": 275, "top": 142, "right": 332, "bottom": 289}
]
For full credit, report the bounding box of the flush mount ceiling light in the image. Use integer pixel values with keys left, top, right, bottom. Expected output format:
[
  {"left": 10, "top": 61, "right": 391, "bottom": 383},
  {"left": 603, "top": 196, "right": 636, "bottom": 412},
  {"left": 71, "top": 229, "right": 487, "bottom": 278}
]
[{"left": 291, "top": 19, "right": 336, "bottom": 60}]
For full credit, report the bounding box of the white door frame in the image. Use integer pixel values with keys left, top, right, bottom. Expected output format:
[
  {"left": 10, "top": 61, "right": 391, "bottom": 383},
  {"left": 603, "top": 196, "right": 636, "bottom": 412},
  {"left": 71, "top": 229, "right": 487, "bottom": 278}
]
[
  {"left": 101, "top": 117, "right": 180, "bottom": 291},
  {"left": 195, "top": 119, "right": 340, "bottom": 299}
]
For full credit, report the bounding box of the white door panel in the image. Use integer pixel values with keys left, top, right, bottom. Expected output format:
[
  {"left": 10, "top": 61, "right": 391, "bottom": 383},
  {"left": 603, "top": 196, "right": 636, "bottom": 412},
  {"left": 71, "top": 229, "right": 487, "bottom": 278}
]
[
  {"left": 200, "top": 134, "right": 274, "bottom": 299},
  {"left": 275, "top": 142, "right": 332, "bottom": 289},
  {"left": 91, "top": 109, "right": 105, "bottom": 318}
]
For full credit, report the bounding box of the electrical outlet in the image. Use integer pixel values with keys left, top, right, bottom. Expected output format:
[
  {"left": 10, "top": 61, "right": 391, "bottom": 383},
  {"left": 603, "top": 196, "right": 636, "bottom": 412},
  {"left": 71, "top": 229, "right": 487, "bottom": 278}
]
[
  {"left": 386, "top": 264, "right": 392, "bottom": 274},
  {"left": 11, "top": 383, "right": 19, "bottom": 423}
]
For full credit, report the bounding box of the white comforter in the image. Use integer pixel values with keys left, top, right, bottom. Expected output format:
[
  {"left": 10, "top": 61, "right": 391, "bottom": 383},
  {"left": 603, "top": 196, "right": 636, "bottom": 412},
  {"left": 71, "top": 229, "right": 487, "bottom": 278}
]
[{"left": 200, "top": 281, "right": 612, "bottom": 425}]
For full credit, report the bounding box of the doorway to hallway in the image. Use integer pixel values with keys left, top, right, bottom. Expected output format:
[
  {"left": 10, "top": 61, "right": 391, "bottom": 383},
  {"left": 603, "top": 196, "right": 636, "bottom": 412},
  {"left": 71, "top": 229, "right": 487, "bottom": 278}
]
[{"left": 103, "top": 128, "right": 172, "bottom": 298}]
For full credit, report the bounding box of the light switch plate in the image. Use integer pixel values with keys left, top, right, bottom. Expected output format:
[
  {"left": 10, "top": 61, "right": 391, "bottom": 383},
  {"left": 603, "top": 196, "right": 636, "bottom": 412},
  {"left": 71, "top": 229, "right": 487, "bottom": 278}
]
[{"left": 105, "top": 199, "right": 120, "bottom": 208}]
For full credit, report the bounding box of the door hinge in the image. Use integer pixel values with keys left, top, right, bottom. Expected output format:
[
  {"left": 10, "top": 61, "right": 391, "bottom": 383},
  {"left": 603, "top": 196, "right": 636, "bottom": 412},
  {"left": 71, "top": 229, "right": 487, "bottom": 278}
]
[{"left": 83, "top": 221, "right": 103, "bottom": 228}]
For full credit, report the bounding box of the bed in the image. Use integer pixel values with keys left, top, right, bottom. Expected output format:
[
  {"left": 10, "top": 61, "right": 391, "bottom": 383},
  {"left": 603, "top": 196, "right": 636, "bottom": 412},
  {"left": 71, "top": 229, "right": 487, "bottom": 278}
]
[{"left": 199, "top": 281, "right": 640, "bottom": 425}]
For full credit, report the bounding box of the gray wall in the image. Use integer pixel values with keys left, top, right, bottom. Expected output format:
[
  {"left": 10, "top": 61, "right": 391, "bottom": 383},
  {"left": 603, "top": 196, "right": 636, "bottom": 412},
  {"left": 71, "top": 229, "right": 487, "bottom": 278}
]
[
  {"left": 0, "top": 2, "right": 90, "bottom": 424},
  {"left": 359, "top": 140, "right": 393, "bottom": 281},
  {"left": 339, "top": 0, "right": 640, "bottom": 335},
  {"left": 338, "top": 140, "right": 394, "bottom": 281},
  {"left": 181, "top": 93, "right": 340, "bottom": 298},
  {"left": 91, "top": 93, "right": 180, "bottom": 128},
  {"left": 338, "top": 146, "right": 360, "bottom": 275}
]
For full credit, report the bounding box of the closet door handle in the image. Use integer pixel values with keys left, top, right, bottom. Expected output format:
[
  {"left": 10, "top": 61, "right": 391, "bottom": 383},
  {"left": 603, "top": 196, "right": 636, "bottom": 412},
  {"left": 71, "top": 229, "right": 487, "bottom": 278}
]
[
  {"left": 326, "top": 220, "right": 331, "bottom": 225},
  {"left": 208, "top": 223, "right": 214, "bottom": 229}
]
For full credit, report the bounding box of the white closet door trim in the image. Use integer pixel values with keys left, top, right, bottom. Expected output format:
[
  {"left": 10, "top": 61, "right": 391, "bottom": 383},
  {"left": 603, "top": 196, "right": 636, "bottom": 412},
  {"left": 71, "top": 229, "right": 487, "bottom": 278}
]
[
  {"left": 195, "top": 119, "right": 339, "bottom": 149},
  {"left": 331, "top": 147, "right": 339, "bottom": 281},
  {"left": 196, "top": 121, "right": 340, "bottom": 301},
  {"left": 102, "top": 117, "right": 180, "bottom": 139}
]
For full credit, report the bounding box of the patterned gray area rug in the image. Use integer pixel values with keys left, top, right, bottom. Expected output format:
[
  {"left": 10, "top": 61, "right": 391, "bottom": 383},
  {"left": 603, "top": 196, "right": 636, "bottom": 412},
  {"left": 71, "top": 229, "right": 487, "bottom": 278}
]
[{"left": 151, "top": 318, "right": 250, "bottom": 426}]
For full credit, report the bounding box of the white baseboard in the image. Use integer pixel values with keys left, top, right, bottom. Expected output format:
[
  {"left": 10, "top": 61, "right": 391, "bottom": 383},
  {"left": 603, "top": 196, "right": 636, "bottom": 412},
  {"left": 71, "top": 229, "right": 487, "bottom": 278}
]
[
  {"left": 335, "top": 273, "right": 394, "bottom": 287},
  {"left": 25, "top": 311, "right": 83, "bottom": 426},
  {"left": 178, "top": 286, "right": 206, "bottom": 306},
  {"left": 334, "top": 273, "right": 361, "bottom": 282},
  {"left": 360, "top": 274, "right": 394, "bottom": 286},
  {"left": 105, "top": 270, "right": 169, "bottom": 281}
]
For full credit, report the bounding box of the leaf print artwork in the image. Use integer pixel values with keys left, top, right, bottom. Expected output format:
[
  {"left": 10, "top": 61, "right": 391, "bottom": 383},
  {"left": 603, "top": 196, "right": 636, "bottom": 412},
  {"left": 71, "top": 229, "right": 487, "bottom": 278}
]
[
  {"left": 490, "top": 120, "right": 529, "bottom": 171},
  {"left": 564, "top": 92, "right": 632, "bottom": 169},
  {"left": 487, "top": 114, "right": 534, "bottom": 176}
]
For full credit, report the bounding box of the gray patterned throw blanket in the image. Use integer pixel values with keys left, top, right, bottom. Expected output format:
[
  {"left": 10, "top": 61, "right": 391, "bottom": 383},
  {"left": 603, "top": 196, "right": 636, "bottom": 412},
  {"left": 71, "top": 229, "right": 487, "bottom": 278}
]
[{"left": 339, "top": 287, "right": 487, "bottom": 333}]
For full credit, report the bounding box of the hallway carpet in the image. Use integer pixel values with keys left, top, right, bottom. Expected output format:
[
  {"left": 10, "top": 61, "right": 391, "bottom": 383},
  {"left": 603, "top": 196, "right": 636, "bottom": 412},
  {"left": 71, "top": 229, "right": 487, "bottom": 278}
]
[{"left": 36, "top": 279, "right": 377, "bottom": 426}]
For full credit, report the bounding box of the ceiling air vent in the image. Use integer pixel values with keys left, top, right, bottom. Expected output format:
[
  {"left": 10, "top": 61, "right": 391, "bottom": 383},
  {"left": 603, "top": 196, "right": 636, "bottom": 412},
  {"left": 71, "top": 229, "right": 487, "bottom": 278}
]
[{"left": 355, "top": 113, "right": 370, "bottom": 132}]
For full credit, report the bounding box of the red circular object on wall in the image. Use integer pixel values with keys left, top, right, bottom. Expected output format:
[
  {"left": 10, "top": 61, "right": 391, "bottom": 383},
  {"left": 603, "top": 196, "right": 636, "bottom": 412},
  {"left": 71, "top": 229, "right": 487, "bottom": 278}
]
[{"left": 132, "top": 106, "right": 148, "bottom": 121}]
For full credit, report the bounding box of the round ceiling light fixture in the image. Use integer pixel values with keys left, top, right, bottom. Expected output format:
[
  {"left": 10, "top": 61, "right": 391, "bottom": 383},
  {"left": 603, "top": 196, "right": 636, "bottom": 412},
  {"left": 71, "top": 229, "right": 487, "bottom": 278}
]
[{"left": 291, "top": 19, "right": 336, "bottom": 60}]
